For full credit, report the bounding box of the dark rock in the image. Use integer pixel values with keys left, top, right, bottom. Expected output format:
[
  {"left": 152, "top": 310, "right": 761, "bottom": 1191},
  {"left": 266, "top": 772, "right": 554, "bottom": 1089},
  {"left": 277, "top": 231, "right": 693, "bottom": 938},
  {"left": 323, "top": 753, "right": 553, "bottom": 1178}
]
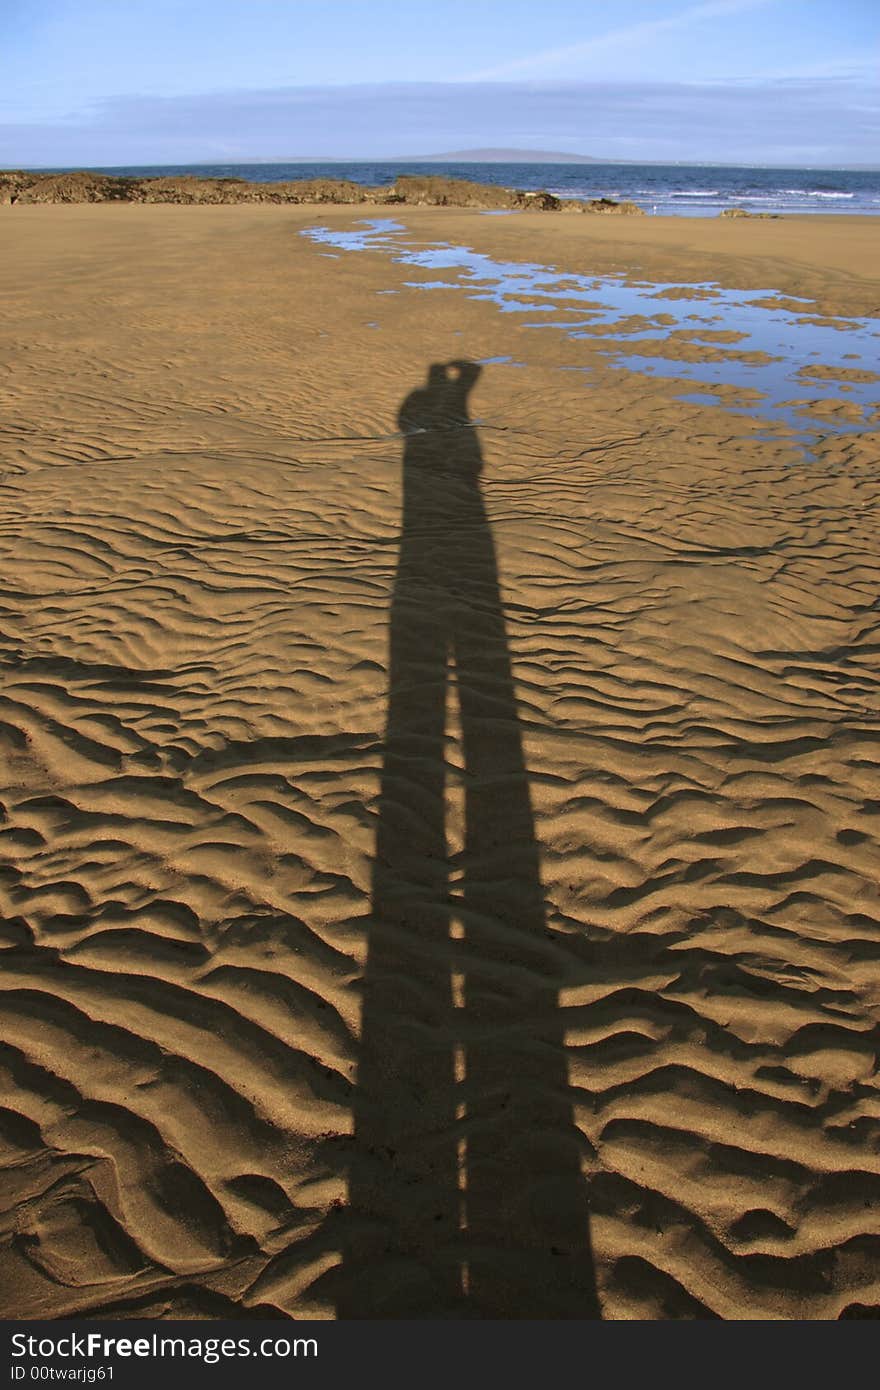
[{"left": 0, "top": 170, "right": 646, "bottom": 214}]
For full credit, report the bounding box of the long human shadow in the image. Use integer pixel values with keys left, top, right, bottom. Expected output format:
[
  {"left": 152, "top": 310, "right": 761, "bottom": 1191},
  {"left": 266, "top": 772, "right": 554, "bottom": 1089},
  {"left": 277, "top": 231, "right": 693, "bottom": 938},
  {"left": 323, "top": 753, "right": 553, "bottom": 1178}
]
[{"left": 339, "top": 361, "right": 599, "bottom": 1318}]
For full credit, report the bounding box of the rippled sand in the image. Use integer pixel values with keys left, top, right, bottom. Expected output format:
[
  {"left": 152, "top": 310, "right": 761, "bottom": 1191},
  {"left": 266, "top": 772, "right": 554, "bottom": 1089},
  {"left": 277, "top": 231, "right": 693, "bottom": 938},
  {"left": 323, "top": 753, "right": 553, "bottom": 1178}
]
[{"left": 1, "top": 204, "right": 879, "bottom": 1319}]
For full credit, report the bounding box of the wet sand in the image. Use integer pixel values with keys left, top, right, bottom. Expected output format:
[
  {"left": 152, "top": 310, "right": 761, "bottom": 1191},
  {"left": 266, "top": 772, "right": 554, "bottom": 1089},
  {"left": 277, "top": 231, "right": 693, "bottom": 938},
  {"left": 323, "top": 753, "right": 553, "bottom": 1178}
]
[{"left": 1, "top": 204, "right": 879, "bottom": 1319}]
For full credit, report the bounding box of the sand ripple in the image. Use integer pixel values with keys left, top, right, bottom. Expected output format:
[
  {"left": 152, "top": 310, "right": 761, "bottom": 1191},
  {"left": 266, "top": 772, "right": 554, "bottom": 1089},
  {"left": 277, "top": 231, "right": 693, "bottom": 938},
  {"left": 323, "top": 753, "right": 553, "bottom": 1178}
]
[{"left": 1, "top": 205, "right": 879, "bottom": 1318}]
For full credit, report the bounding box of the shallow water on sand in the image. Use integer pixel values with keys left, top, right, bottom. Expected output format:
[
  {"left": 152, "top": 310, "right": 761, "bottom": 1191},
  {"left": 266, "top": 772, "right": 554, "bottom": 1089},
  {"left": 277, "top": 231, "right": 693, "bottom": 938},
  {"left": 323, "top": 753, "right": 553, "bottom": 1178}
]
[{"left": 303, "top": 219, "right": 880, "bottom": 450}]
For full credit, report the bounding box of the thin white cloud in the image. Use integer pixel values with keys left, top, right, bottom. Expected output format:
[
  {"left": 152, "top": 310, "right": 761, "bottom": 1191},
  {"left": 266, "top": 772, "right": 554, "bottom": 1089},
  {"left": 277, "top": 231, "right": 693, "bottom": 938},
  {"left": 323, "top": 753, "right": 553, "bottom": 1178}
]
[{"left": 463, "top": 0, "right": 780, "bottom": 81}]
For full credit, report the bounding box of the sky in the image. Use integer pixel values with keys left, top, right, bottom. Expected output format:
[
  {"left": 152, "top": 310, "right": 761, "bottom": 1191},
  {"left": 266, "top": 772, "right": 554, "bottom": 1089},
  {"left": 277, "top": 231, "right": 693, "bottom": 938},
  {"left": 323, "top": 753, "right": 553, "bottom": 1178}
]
[{"left": 1, "top": 0, "right": 877, "bottom": 167}]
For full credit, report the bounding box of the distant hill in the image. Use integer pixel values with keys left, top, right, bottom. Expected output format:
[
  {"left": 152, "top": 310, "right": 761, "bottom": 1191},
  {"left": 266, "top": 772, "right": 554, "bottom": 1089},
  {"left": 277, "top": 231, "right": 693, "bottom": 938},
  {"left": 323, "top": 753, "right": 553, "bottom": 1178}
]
[
  {"left": 403, "top": 148, "right": 603, "bottom": 163},
  {"left": 242, "top": 148, "right": 604, "bottom": 164}
]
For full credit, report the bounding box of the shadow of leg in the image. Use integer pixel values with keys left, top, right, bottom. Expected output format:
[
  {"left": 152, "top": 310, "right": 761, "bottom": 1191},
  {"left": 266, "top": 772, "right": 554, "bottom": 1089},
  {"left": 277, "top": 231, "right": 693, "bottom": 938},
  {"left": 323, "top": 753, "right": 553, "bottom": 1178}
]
[
  {"left": 456, "top": 571, "right": 600, "bottom": 1317},
  {"left": 340, "top": 540, "right": 462, "bottom": 1317}
]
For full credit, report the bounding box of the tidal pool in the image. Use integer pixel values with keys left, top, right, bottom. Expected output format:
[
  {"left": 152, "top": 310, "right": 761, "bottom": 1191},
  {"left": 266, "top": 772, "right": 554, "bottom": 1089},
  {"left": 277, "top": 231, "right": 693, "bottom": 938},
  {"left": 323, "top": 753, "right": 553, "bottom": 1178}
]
[{"left": 303, "top": 219, "right": 880, "bottom": 450}]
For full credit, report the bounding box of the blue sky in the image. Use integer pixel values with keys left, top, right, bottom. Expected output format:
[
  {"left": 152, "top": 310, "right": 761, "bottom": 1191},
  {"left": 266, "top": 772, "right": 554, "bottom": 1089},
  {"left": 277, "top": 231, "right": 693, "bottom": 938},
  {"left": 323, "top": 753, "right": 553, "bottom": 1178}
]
[{"left": 1, "top": 0, "right": 877, "bottom": 166}]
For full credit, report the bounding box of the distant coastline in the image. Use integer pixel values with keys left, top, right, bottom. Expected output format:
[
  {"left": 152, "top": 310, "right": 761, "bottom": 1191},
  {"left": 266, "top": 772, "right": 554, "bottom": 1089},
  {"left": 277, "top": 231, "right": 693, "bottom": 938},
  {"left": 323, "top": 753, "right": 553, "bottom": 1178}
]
[
  {"left": 397, "top": 148, "right": 604, "bottom": 163},
  {"left": 20, "top": 150, "right": 880, "bottom": 173},
  {"left": 218, "top": 152, "right": 880, "bottom": 172}
]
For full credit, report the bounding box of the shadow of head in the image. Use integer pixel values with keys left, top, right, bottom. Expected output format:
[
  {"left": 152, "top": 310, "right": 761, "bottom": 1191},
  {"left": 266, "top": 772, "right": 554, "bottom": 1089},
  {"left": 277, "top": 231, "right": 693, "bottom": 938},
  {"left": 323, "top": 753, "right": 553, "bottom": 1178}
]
[
  {"left": 427, "top": 359, "right": 481, "bottom": 394},
  {"left": 398, "top": 361, "right": 484, "bottom": 474}
]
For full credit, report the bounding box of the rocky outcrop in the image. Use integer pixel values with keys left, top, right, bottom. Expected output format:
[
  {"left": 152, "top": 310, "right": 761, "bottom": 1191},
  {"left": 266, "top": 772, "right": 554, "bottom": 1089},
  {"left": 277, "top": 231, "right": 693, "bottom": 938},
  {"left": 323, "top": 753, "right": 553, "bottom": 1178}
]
[
  {"left": 388, "top": 174, "right": 520, "bottom": 208},
  {"left": 0, "top": 169, "right": 645, "bottom": 213},
  {"left": 0, "top": 170, "right": 139, "bottom": 203},
  {"left": 571, "top": 196, "right": 645, "bottom": 215},
  {"left": 720, "top": 206, "right": 780, "bottom": 219}
]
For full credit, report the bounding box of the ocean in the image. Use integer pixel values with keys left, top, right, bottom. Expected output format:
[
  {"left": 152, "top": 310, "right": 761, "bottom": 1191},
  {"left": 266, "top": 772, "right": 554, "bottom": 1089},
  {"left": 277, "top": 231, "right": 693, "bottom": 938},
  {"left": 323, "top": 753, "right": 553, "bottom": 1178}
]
[{"left": 55, "top": 160, "right": 880, "bottom": 217}]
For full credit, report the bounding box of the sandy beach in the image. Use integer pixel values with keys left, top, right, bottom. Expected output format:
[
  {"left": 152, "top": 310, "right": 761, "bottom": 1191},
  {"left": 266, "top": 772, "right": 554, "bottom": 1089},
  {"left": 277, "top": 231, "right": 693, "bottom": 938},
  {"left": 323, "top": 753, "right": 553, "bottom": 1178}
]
[{"left": 1, "top": 202, "right": 879, "bottom": 1320}]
